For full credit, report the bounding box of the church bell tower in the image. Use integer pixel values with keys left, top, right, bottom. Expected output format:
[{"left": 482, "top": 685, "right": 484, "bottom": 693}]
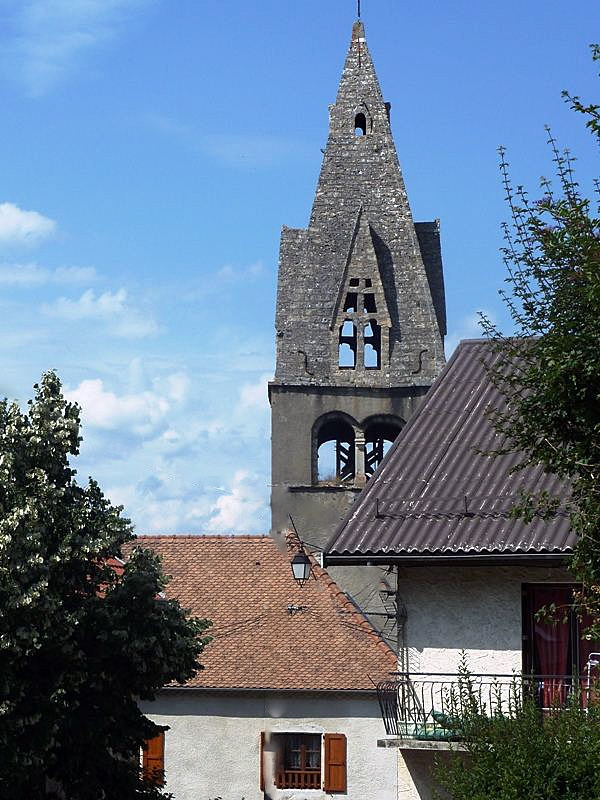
[{"left": 269, "top": 20, "right": 446, "bottom": 547}]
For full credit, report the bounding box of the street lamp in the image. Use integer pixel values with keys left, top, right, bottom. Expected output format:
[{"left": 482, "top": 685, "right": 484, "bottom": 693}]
[{"left": 290, "top": 549, "right": 311, "bottom": 587}]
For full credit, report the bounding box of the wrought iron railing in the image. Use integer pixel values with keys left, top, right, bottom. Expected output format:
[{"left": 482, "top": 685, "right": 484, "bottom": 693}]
[{"left": 377, "top": 673, "right": 599, "bottom": 739}]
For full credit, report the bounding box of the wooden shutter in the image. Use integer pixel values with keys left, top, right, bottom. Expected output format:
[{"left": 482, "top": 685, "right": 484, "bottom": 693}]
[
  {"left": 323, "top": 733, "right": 347, "bottom": 793},
  {"left": 259, "top": 732, "right": 265, "bottom": 791},
  {"left": 142, "top": 731, "right": 165, "bottom": 786}
]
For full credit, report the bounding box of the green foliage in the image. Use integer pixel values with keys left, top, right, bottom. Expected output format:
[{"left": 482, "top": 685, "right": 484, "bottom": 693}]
[
  {"left": 435, "top": 656, "right": 600, "bottom": 800},
  {"left": 435, "top": 693, "right": 600, "bottom": 800},
  {"left": 0, "top": 372, "right": 211, "bottom": 800},
  {"left": 482, "top": 45, "right": 600, "bottom": 629}
]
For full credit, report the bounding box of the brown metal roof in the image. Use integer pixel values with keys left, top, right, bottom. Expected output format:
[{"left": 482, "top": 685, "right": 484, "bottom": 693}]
[
  {"left": 325, "top": 340, "right": 574, "bottom": 563},
  {"left": 127, "top": 535, "right": 397, "bottom": 691}
]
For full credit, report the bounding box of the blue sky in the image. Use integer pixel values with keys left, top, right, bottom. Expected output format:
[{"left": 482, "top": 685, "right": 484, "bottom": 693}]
[{"left": 0, "top": 0, "right": 597, "bottom": 534}]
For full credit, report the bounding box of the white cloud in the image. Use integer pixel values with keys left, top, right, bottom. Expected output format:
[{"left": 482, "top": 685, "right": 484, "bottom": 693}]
[
  {"left": 66, "top": 372, "right": 188, "bottom": 436},
  {"left": 237, "top": 373, "right": 270, "bottom": 412},
  {"left": 165, "top": 372, "right": 189, "bottom": 403},
  {"left": 0, "top": 263, "right": 96, "bottom": 286},
  {"left": 4, "top": 0, "right": 156, "bottom": 95},
  {"left": 445, "top": 311, "right": 492, "bottom": 358},
  {"left": 50, "top": 287, "right": 126, "bottom": 319},
  {"left": 216, "top": 261, "right": 265, "bottom": 281},
  {"left": 43, "top": 288, "right": 158, "bottom": 337},
  {"left": 206, "top": 470, "right": 267, "bottom": 533},
  {"left": 0, "top": 202, "right": 56, "bottom": 245}
]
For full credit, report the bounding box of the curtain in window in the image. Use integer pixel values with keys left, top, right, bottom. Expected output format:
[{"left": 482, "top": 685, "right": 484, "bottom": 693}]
[{"left": 533, "top": 586, "right": 570, "bottom": 706}]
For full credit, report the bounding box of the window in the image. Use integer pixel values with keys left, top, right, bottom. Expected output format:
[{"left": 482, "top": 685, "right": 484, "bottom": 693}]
[
  {"left": 335, "top": 280, "right": 389, "bottom": 372},
  {"left": 142, "top": 731, "right": 165, "bottom": 786},
  {"left": 363, "top": 320, "right": 381, "bottom": 369},
  {"left": 338, "top": 320, "right": 357, "bottom": 368},
  {"left": 522, "top": 584, "right": 600, "bottom": 707},
  {"left": 364, "top": 419, "right": 403, "bottom": 476},
  {"left": 363, "top": 293, "right": 377, "bottom": 313},
  {"left": 354, "top": 112, "right": 367, "bottom": 136},
  {"left": 522, "top": 584, "right": 599, "bottom": 677},
  {"left": 276, "top": 733, "right": 321, "bottom": 789},
  {"left": 260, "top": 733, "right": 347, "bottom": 793},
  {"left": 316, "top": 417, "right": 355, "bottom": 483}
]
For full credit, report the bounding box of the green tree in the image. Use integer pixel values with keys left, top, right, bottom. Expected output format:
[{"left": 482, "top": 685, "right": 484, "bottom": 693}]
[
  {"left": 435, "top": 690, "right": 600, "bottom": 800},
  {"left": 482, "top": 45, "right": 600, "bottom": 627},
  {"left": 0, "top": 372, "right": 211, "bottom": 800}
]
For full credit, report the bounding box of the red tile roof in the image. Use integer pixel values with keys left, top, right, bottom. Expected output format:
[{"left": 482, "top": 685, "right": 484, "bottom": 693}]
[{"left": 127, "top": 534, "right": 396, "bottom": 691}]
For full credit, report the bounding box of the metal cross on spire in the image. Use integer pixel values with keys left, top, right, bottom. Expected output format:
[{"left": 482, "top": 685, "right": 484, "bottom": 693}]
[{"left": 357, "top": 0, "right": 361, "bottom": 19}]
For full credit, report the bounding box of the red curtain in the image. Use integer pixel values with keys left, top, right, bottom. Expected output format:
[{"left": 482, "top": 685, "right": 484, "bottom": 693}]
[{"left": 533, "top": 586, "right": 570, "bottom": 706}]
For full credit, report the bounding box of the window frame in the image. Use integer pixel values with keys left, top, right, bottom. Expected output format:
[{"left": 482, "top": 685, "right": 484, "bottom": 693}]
[
  {"left": 275, "top": 732, "right": 321, "bottom": 790},
  {"left": 522, "top": 582, "right": 599, "bottom": 677},
  {"left": 260, "top": 731, "right": 347, "bottom": 794}
]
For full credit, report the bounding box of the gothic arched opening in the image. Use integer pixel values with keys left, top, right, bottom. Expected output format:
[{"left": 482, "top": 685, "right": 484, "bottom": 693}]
[
  {"left": 364, "top": 418, "right": 403, "bottom": 477},
  {"left": 315, "top": 417, "right": 356, "bottom": 484}
]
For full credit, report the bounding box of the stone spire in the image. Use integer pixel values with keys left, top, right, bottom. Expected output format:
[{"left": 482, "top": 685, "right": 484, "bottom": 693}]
[{"left": 274, "top": 21, "right": 445, "bottom": 389}]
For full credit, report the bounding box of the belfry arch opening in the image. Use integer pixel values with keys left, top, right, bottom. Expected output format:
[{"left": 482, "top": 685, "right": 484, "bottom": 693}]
[
  {"left": 354, "top": 113, "right": 367, "bottom": 136},
  {"left": 315, "top": 417, "right": 356, "bottom": 484},
  {"left": 364, "top": 419, "right": 403, "bottom": 477}
]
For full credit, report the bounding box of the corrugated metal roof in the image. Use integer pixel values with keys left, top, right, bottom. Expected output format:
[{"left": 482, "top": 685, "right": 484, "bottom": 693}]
[{"left": 325, "top": 339, "right": 574, "bottom": 562}]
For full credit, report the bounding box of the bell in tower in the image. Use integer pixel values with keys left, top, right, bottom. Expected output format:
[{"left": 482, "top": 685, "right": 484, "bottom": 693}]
[{"left": 269, "top": 20, "right": 446, "bottom": 550}]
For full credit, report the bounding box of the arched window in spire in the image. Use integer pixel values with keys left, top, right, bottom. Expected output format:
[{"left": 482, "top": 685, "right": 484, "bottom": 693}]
[
  {"left": 354, "top": 113, "right": 367, "bottom": 136},
  {"left": 364, "top": 320, "right": 381, "bottom": 369},
  {"left": 339, "top": 320, "right": 357, "bottom": 368}
]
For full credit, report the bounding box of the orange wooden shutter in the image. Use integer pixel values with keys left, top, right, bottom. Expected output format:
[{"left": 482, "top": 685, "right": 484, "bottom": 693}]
[
  {"left": 323, "top": 733, "right": 347, "bottom": 793},
  {"left": 142, "top": 731, "right": 165, "bottom": 786},
  {"left": 260, "top": 732, "right": 265, "bottom": 791}
]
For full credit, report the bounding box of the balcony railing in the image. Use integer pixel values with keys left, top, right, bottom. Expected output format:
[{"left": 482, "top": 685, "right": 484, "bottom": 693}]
[{"left": 377, "top": 672, "right": 599, "bottom": 739}]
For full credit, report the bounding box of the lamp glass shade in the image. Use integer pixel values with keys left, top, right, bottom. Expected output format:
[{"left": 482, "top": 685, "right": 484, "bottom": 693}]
[{"left": 291, "top": 551, "right": 311, "bottom": 585}]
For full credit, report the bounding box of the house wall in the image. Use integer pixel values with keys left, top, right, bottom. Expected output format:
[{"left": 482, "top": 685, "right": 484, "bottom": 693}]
[
  {"left": 398, "top": 563, "right": 572, "bottom": 676},
  {"left": 389, "top": 562, "right": 572, "bottom": 800},
  {"left": 141, "top": 690, "right": 398, "bottom": 800}
]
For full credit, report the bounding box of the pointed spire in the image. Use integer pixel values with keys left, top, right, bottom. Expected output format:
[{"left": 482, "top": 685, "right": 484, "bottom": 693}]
[
  {"left": 352, "top": 20, "right": 365, "bottom": 42},
  {"left": 274, "top": 19, "right": 446, "bottom": 390},
  {"left": 309, "top": 19, "right": 404, "bottom": 234}
]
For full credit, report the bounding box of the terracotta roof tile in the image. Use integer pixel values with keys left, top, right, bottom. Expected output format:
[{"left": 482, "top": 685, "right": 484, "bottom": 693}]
[{"left": 125, "top": 534, "right": 396, "bottom": 691}]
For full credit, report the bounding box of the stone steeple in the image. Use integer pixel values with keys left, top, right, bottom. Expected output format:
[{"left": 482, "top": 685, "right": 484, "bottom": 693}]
[
  {"left": 274, "top": 21, "right": 445, "bottom": 392},
  {"left": 270, "top": 20, "right": 446, "bottom": 553}
]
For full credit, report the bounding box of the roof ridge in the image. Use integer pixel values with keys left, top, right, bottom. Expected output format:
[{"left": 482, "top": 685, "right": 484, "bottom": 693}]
[{"left": 133, "top": 533, "right": 270, "bottom": 540}]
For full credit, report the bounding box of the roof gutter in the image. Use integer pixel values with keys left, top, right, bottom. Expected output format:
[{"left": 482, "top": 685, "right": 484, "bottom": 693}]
[
  {"left": 324, "top": 552, "right": 570, "bottom": 568},
  {"left": 159, "top": 686, "right": 380, "bottom": 695}
]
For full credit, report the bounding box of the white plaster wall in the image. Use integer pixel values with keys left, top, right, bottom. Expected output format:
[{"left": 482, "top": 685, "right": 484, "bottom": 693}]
[
  {"left": 391, "top": 564, "right": 572, "bottom": 800},
  {"left": 140, "top": 690, "right": 397, "bottom": 800},
  {"left": 398, "top": 564, "right": 571, "bottom": 676}
]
